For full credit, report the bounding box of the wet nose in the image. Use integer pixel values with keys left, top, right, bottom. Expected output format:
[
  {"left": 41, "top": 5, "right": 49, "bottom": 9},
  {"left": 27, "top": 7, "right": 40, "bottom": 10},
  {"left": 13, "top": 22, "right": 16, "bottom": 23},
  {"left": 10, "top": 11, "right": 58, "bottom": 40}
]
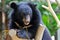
[
  {"left": 25, "top": 15, "right": 30, "bottom": 22},
  {"left": 23, "top": 18, "right": 30, "bottom": 23},
  {"left": 25, "top": 17, "right": 30, "bottom": 22}
]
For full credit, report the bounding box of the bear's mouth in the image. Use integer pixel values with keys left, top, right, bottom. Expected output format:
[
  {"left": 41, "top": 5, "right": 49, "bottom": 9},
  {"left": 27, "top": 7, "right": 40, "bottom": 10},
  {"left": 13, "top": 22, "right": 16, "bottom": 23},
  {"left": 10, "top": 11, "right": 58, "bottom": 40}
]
[
  {"left": 23, "top": 15, "right": 30, "bottom": 25},
  {"left": 24, "top": 22, "right": 30, "bottom": 25},
  {"left": 23, "top": 19, "right": 30, "bottom": 25}
]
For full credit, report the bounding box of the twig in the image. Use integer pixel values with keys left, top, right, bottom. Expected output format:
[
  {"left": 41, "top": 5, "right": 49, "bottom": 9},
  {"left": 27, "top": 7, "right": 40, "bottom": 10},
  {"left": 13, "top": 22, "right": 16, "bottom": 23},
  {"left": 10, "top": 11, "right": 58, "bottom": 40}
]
[
  {"left": 1, "top": 0, "right": 6, "bottom": 40},
  {"left": 42, "top": 0, "right": 60, "bottom": 27}
]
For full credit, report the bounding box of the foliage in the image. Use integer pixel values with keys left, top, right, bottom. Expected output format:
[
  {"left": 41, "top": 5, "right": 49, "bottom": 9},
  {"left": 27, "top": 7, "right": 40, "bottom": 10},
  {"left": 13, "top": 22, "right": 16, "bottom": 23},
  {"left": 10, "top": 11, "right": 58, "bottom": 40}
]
[
  {"left": 37, "top": 1, "right": 59, "bottom": 36},
  {"left": 5, "top": 0, "right": 22, "bottom": 4}
]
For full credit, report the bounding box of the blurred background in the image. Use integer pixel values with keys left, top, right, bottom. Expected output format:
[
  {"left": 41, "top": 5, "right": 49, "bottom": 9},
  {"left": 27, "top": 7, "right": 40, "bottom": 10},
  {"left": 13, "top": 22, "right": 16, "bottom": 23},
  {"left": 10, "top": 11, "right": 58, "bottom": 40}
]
[{"left": 0, "top": 0, "right": 60, "bottom": 40}]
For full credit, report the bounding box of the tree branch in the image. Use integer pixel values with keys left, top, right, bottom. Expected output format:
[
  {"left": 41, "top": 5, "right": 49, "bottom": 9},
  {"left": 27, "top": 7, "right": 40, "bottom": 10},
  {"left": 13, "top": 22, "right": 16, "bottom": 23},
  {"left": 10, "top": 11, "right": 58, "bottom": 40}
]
[
  {"left": 35, "top": 24, "right": 45, "bottom": 40},
  {"left": 42, "top": 0, "right": 60, "bottom": 27}
]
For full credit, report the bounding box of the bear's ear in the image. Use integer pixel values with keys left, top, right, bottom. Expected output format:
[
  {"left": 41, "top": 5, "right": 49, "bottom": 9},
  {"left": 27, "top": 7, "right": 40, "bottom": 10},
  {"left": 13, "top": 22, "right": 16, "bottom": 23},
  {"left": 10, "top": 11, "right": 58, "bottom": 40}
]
[
  {"left": 9, "top": 2, "right": 17, "bottom": 9},
  {"left": 28, "top": 2, "right": 37, "bottom": 8}
]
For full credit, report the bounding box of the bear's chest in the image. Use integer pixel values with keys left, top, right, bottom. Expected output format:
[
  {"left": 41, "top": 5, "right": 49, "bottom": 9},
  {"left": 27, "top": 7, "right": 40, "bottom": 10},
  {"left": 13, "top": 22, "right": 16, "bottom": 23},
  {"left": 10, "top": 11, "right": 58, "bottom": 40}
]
[{"left": 16, "top": 25, "right": 38, "bottom": 39}]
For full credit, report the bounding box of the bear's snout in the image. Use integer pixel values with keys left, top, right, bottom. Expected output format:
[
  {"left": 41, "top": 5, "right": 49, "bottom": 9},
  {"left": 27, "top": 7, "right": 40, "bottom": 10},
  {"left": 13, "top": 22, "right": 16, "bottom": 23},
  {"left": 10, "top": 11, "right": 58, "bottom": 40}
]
[{"left": 23, "top": 15, "right": 30, "bottom": 25}]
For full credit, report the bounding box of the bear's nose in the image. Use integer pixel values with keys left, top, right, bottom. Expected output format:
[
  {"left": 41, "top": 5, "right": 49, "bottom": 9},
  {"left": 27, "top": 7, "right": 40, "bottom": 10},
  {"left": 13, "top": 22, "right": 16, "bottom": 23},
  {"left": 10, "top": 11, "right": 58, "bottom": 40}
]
[
  {"left": 25, "top": 21, "right": 29, "bottom": 24},
  {"left": 25, "top": 17, "right": 30, "bottom": 22}
]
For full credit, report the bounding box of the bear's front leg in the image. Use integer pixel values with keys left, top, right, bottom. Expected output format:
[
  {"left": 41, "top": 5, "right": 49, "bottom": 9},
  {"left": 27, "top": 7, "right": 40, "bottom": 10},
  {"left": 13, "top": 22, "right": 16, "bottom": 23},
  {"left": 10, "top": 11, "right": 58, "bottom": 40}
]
[{"left": 8, "top": 29, "right": 28, "bottom": 40}]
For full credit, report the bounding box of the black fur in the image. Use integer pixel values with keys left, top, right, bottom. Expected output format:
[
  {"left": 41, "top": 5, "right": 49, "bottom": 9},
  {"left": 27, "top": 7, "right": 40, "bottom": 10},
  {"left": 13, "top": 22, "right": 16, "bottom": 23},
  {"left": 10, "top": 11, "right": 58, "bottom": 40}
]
[{"left": 8, "top": 2, "right": 52, "bottom": 40}]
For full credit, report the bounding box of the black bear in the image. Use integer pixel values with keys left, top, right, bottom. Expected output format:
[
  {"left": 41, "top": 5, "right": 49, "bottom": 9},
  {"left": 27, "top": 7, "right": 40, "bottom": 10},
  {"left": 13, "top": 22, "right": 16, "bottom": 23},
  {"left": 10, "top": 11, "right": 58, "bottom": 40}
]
[{"left": 8, "top": 2, "right": 52, "bottom": 40}]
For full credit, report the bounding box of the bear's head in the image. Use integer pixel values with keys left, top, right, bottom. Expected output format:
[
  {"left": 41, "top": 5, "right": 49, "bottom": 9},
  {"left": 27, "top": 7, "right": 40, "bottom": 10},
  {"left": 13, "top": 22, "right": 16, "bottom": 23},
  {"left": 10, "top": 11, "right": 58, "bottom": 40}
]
[{"left": 10, "top": 2, "right": 37, "bottom": 25}]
